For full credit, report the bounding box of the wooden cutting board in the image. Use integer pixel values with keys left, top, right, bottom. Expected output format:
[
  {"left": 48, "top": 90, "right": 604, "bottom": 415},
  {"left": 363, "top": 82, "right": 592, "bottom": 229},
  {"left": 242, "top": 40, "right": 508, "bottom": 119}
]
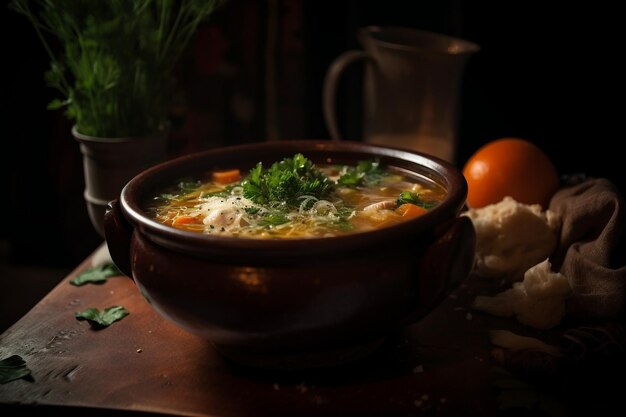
[{"left": 0, "top": 246, "right": 508, "bottom": 416}]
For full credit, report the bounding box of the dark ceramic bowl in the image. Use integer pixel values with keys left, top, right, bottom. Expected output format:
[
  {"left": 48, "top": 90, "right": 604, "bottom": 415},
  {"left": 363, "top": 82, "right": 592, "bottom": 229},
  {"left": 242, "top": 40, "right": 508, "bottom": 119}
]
[{"left": 105, "top": 140, "right": 475, "bottom": 369}]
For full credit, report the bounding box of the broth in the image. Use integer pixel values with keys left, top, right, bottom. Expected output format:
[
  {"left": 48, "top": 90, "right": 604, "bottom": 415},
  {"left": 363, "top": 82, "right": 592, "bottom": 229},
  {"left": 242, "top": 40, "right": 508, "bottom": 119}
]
[{"left": 144, "top": 154, "right": 446, "bottom": 238}]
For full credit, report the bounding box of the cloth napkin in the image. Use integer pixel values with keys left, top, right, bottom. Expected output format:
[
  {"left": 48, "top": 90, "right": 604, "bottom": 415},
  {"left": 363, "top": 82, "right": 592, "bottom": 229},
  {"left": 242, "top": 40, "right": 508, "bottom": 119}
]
[{"left": 549, "top": 178, "right": 626, "bottom": 319}]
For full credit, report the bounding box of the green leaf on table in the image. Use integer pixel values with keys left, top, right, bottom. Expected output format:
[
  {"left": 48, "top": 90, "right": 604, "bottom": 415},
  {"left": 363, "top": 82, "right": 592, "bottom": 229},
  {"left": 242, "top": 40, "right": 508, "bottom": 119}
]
[
  {"left": 70, "top": 263, "right": 121, "bottom": 286},
  {"left": 0, "top": 355, "right": 32, "bottom": 384},
  {"left": 75, "top": 306, "right": 129, "bottom": 328}
]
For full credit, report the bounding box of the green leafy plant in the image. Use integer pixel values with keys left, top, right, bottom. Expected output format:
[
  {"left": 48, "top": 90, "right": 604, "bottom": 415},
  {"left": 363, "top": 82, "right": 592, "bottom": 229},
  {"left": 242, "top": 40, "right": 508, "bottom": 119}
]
[{"left": 9, "top": 0, "right": 227, "bottom": 137}]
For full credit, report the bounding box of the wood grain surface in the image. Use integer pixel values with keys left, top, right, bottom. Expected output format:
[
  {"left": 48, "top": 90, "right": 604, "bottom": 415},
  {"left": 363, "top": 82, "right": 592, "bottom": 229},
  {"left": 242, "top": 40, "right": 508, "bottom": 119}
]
[{"left": 0, "top": 245, "right": 522, "bottom": 416}]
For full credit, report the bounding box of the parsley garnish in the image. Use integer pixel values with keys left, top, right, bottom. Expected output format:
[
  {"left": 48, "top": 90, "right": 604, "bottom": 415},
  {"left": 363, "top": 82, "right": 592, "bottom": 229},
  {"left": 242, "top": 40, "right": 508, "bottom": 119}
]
[
  {"left": 153, "top": 178, "right": 202, "bottom": 202},
  {"left": 258, "top": 212, "right": 290, "bottom": 227},
  {"left": 244, "top": 207, "right": 261, "bottom": 215},
  {"left": 337, "top": 159, "right": 387, "bottom": 187},
  {"left": 177, "top": 178, "right": 201, "bottom": 193},
  {"left": 242, "top": 154, "right": 333, "bottom": 207},
  {"left": 203, "top": 183, "right": 241, "bottom": 199},
  {"left": 396, "top": 191, "right": 438, "bottom": 209},
  {"left": 329, "top": 218, "right": 354, "bottom": 231},
  {"left": 75, "top": 306, "right": 129, "bottom": 328},
  {"left": 0, "top": 355, "right": 32, "bottom": 384},
  {"left": 70, "top": 263, "right": 121, "bottom": 286}
]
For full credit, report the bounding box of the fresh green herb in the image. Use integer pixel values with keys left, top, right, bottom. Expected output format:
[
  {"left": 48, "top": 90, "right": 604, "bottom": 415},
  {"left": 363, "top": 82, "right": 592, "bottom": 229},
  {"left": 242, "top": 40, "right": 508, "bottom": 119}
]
[
  {"left": 9, "top": 0, "right": 229, "bottom": 137},
  {"left": 155, "top": 179, "right": 237, "bottom": 203},
  {"left": 75, "top": 306, "right": 130, "bottom": 328},
  {"left": 242, "top": 154, "right": 333, "bottom": 207},
  {"left": 0, "top": 355, "right": 32, "bottom": 384},
  {"left": 204, "top": 183, "right": 241, "bottom": 199},
  {"left": 244, "top": 207, "right": 261, "bottom": 215},
  {"left": 327, "top": 206, "right": 356, "bottom": 231},
  {"left": 258, "top": 212, "right": 290, "bottom": 227},
  {"left": 243, "top": 163, "right": 265, "bottom": 202},
  {"left": 396, "top": 191, "right": 438, "bottom": 209},
  {"left": 328, "top": 217, "right": 354, "bottom": 231},
  {"left": 70, "top": 263, "right": 121, "bottom": 286},
  {"left": 337, "top": 159, "right": 388, "bottom": 187},
  {"left": 178, "top": 178, "right": 201, "bottom": 194}
]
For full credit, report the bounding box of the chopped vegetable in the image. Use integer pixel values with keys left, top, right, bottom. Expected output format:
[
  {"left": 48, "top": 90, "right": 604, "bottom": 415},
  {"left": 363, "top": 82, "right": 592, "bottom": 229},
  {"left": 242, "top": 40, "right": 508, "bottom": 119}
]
[
  {"left": 173, "top": 216, "right": 201, "bottom": 226},
  {"left": 75, "top": 306, "right": 130, "bottom": 328},
  {"left": 70, "top": 263, "right": 121, "bottom": 286},
  {"left": 396, "top": 203, "right": 427, "bottom": 219},
  {"left": 211, "top": 169, "right": 241, "bottom": 184},
  {"left": 396, "top": 191, "right": 438, "bottom": 209},
  {"left": 0, "top": 355, "right": 32, "bottom": 384}
]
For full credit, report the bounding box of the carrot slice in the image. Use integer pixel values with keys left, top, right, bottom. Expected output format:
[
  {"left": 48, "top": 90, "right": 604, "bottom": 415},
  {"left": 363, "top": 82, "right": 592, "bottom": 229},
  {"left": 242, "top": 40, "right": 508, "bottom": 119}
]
[
  {"left": 396, "top": 203, "right": 427, "bottom": 219},
  {"left": 211, "top": 169, "right": 241, "bottom": 184},
  {"left": 173, "top": 216, "right": 201, "bottom": 226}
]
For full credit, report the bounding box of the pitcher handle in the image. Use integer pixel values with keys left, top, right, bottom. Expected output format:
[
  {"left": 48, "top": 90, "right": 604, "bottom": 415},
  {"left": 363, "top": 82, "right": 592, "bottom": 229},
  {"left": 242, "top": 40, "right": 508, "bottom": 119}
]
[{"left": 323, "top": 50, "right": 370, "bottom": 141}]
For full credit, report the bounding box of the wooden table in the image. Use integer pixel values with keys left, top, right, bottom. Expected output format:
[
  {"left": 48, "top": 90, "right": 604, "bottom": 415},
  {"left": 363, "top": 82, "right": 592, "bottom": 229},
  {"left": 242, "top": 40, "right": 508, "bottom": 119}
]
[{"left": 0, "top": 245, "right": 595, "bottom": 416}]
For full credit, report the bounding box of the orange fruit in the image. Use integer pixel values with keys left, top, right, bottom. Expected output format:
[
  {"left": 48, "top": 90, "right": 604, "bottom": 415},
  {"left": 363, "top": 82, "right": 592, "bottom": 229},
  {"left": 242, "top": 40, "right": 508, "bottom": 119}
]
[{"left": 462, "top": 138, "right": 559, "bottom": 209}]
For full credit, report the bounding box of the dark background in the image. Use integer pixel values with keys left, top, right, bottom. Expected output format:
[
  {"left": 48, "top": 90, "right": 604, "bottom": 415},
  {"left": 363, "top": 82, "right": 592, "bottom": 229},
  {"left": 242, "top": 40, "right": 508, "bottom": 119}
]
[{"left": 0, "top": 0, "right": 622, "bottom": 280}]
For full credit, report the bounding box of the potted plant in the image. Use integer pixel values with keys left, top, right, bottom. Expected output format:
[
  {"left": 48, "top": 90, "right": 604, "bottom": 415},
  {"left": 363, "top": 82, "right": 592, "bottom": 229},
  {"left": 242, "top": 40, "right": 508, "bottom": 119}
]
[{"left": 9, "top": 0, "right": 228, "bottom": 236}]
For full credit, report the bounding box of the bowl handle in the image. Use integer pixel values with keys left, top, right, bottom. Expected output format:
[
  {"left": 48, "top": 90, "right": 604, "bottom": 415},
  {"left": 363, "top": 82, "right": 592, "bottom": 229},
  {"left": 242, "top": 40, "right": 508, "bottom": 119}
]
[
  {"left": 411, "top": 216, "right": 476, "bottom": 320},
  {"left": 104, "top": 199, "right": 134, "bottom": 278}
]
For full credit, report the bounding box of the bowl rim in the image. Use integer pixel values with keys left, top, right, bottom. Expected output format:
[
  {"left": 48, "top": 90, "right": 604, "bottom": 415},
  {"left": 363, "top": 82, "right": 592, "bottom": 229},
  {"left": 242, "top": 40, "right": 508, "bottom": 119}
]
[{"left": 119, "top": 140, "right": 467, "bottom": 257}]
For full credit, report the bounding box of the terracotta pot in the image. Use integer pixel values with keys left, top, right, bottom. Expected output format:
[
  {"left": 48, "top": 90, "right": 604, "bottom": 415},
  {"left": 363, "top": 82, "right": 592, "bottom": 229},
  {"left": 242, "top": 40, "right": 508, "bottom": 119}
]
[
  {"left": 104, "top": 140, "right": 475, "bottom": 369},
  {"left": 72, "top": 127, "right": 168, "bottom": 236}
]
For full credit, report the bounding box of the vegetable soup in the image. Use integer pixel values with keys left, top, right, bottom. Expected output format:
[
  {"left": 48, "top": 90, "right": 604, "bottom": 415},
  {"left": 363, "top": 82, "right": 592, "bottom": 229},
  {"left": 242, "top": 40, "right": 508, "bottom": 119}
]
[{"left": 144, "top": 154, "right": 446, "bottom": 238}]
